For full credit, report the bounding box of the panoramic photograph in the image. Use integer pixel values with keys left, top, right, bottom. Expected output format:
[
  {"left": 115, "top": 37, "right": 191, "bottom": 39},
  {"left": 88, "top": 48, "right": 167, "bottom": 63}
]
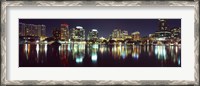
[{"left": 19, "top": 19, "right": 181, "bottom": 67}]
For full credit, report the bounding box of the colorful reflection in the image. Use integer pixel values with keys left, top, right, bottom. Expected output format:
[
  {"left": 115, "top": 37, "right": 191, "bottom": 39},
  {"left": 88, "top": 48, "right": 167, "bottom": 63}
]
[
  {"left": 19, "top": 43, "right": 181, "bottom": 67},
  {"left": 132, "top": 45, "right": 140, "bottom": 60},
  {"left": 154, "top": 46, "right": 167, "bottom": 60},
  {"left": 24, "top": 44, "right": 30, "bottom": 60},
  {"left": 71, "top": 43, "right": 85, "bottom": 63}
]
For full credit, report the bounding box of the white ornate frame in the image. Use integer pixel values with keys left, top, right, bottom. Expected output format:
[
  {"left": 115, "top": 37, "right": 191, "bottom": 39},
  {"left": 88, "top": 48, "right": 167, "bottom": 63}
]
[{"left": 1, "top": 0, "right": 199, "bottom": 85}]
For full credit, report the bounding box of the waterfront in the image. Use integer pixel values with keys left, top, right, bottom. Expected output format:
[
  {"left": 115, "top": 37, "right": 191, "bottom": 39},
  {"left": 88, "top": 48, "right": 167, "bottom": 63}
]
[
  {"left": 19, "top": 19, "right": 181, "bottom": 67},
  {"left": 19, "top": 43, "right": 181, "bottom": 67}
]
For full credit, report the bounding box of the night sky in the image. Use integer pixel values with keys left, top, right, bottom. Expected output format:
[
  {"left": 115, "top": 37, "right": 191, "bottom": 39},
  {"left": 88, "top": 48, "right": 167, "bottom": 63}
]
[{"left": 19, "top": 19, "right": 181, "bottom": 38}]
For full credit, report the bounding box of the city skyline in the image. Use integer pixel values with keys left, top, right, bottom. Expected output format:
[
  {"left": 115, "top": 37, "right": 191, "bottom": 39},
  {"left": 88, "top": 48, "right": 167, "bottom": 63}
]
[
  {"left": 19, "top": 19, "right": 181, "bottom": 38},
  {"left": 19, "top": 19, "right": 181, "bottom": 67}
]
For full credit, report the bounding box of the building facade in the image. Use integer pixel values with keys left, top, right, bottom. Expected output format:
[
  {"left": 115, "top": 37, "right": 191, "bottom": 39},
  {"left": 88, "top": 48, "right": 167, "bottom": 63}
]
[
  {"left": 171, "top": 27, "right": 181, "bottom": 39},
  {"left": 19, "top": 23, "right": 26, "bottom": 36},
  {"left": 19, "top": 23, "right": 46, "bottom": 38},
  {"left": 52, "top": 28, "right": 61, "bottom": 40},
  {"left": 155, "top": 19, "right": 171, "bottom": 41},
  {"left": 131, "top": 31, "right": 140, "bottom": 41},
  {"left": 112, "top": 29, "right": 122, "bottom": 38},
  {"left": 60, "top": 24, "right": 70, "bottom": 41},
  {"left": 88, "top": 29, "right": 98, "bottom": 41},
  {"left": 71, "top": 26, "right": 85, "bottom": 41}
]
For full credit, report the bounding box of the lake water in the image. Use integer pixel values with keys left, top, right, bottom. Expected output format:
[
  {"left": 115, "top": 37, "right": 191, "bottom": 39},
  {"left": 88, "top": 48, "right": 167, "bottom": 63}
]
[{"left": 19, "top": 43, "right": 181, "bottom": 67}]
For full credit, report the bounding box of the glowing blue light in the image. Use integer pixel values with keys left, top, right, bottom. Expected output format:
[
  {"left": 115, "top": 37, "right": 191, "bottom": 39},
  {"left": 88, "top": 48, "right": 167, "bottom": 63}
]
[
  {"left": 132, "top": 53, "right": 139, "bottom": 59},
  {"left": 92, "top": 44, "right": 98, "bottom": 49},
  {"left": 178, "top": 59, "right": 181, "bottom": 65},
  {"left": 121, "top": 52, "right": 126, "bottom": 59},
  {"left": 91, "top": 53, "right": 98, "bottom": 62},
  {"left": 76, "top": 57, "right": 83, "bottom": 63},
  {"left": 68, "top": 44, "right": 71, "bottom": 51},
  {"left": 155, "top": 48, "right": 158, "bottom": 55},
  {"left": 136, "top": 54, "right": 139, "bottom": 58}
]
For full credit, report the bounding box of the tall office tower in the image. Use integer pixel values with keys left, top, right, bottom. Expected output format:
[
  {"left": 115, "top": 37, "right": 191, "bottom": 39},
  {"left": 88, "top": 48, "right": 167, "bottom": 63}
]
[
  {"left": 155, "top": 19, "right": 171, "bottom": 41},
  {"left": 159, "top": 19, "right": 168, "bottom": 31},
  {"left": 41, "top": 24, "right": 46, "bottom": 37},
  {"left": 60, "top": 24, "right": 69, "bottom": 41},
  {"left": 19, "top": 23, "right": 26, "bottom": 36},
  {"left": 88, "top": 29, "right": 98, "bottom": 41},
  {"left": 52, "top": 28, "right": 61, "bottom": 40},
  {"left": 71, "top": 26, "right": 85, "bottom": 41},
  {"left": 122, "top": 30, "right": 128, "bottom": 38},
  {"left": 171, "top": 27, "right": 181, "bottom": 39},
  {"left": 24, "top": 24, "right": 32, "bottom": 36},
  {"left": 112, "top": 29, "right": 122, "bottom": 38},
  {"left": 131, "top": 31, "right": 140, "bottom": 41}
]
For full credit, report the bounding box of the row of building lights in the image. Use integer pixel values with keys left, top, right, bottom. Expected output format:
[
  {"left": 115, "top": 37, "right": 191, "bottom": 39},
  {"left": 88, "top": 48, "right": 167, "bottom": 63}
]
[{"left": 19, "top": 19, "right": 181, "bottom": 44}]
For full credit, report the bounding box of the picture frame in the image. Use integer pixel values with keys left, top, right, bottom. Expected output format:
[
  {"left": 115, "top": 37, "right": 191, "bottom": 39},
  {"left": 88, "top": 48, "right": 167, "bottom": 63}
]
[{"left": 1, "top": 0, "right": 199, "bottom": 85}]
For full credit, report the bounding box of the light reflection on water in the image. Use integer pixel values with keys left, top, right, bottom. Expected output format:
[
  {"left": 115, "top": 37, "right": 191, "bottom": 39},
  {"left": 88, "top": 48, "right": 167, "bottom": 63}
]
[{"left": 19, "top": 43, "right": 181, "bottom": 67}]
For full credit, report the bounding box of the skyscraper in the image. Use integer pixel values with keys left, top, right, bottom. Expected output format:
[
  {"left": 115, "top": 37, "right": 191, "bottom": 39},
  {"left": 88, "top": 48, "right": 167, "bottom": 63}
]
[
  {"left": 41, "top": 25, "right": 46, "bottom": 37},
  {"left": 155, "top": 19, "right": 171, "bottom": 41},
  {"left": 171, "top": 27, "right": 181, "bottom": 39},
  {"left": 52, "top": 28, "right": 61, "bottom": 40},
  {"left": 159, "top": 19, "right": 168, "bottom": 31},
  {"left": 60, "top": 24, "right": 69, "bottom": 41},
  {"left": 122, "top": 30, "right": 128, "bottom": 39},
  {"left": 131, "top": 31, "right": 140, "bottom": 41},
  {"left": 19, "top": 23, "right": 46, "bottom": 41},
  {"left": 36, "top": 24, "right": 46, "bottom": 37},
  {"left": 112, "top": 29, "right": 122, "bottom": 38},
  {"left": 88, "top": 29, "right": 98, "bottom": 41},
  {"left": 24, "top": 24, "right": 33, "bottom": 36},
  {"left": 71, "top": 26, "right": 85, "bottom": 41},
  {"left": 19, "top": 23, "right": 25, "bottom": 36}
]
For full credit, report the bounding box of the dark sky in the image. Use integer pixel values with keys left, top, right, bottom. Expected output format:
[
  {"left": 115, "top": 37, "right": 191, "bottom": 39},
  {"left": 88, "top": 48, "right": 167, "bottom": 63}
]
[{"left": 19, "top": 19, "right": 181, "bottom": 38}]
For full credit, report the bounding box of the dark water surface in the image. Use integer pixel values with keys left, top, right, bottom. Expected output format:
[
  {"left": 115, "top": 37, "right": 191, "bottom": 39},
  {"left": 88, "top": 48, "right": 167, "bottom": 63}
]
[{"left": 19, "top": 43, "right": 181, "bottom": 67}]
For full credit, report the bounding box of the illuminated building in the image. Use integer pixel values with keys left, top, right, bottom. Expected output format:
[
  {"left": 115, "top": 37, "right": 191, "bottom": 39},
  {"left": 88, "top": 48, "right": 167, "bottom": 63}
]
[
  {"left": 24, "top": 24, "right": 33, "bottom": 36},
  {"left": 40, "top": 25, "right": 46, "bottom": 40},
  {"left": 131, "top": 31, "right": 140, "bottom": 41},
  {"left": 159, "top": 19, "right": 168, "bottom": 31},
  {"left": 19, "top": 23, "right": 46, "bottom": 40},
  {"left": 111, "top": 29, "right": 124, "bottom": 41},
  {"left": 122, "top": 30, "right": 128, "bottom": 38},
  {"left": 155, "top": 19, "right": 171, "bottom": 41},
  {"left": 112, "top": 29, "right": 122, "bottom": 38},
  {"left": 87, "top": 29, "right": 98, "bottom": 41},
  {"left": 122, "top": 30, "right": 128, "bottom": 36},
  {"left": 41, "top": 25, "right": 46, "bottom": 37},
  {"left": 71, "top": 26, "right": 85, "bottom": 41},
  {"left": 121, "top": 30, "right": 132, "bottom": 40},
  {"left": 149, "top": 33, "right": 155, "bottom": 40},
  {"left": 60, "top": 24, "right": 69, "bottom": 41},
  {"left": 36, "top": 25, "right": 41, "bottom": 37},
  {"left": 19, "top": 23, "right": 26, "bottom": 36},
  {"left": 36, "top": 24, "right": 46, "bottom": 37},
  {"left": 171, "top": 27, "right": 181, "bottom": 39},
  {"left": 52, "top": 28, "right": 61, "bottom": 40},
  {"left": 99, "top": 37, "right": 107, "bottom": 43},
  {"left": 99, "top": 37, "right": 106, "bottom": 40},
  {"left": 25, "top": 24, "right": 37, "bottom": 36},
  {"left": 149, "top": 34, "right": 155, "bottom": 38}
]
